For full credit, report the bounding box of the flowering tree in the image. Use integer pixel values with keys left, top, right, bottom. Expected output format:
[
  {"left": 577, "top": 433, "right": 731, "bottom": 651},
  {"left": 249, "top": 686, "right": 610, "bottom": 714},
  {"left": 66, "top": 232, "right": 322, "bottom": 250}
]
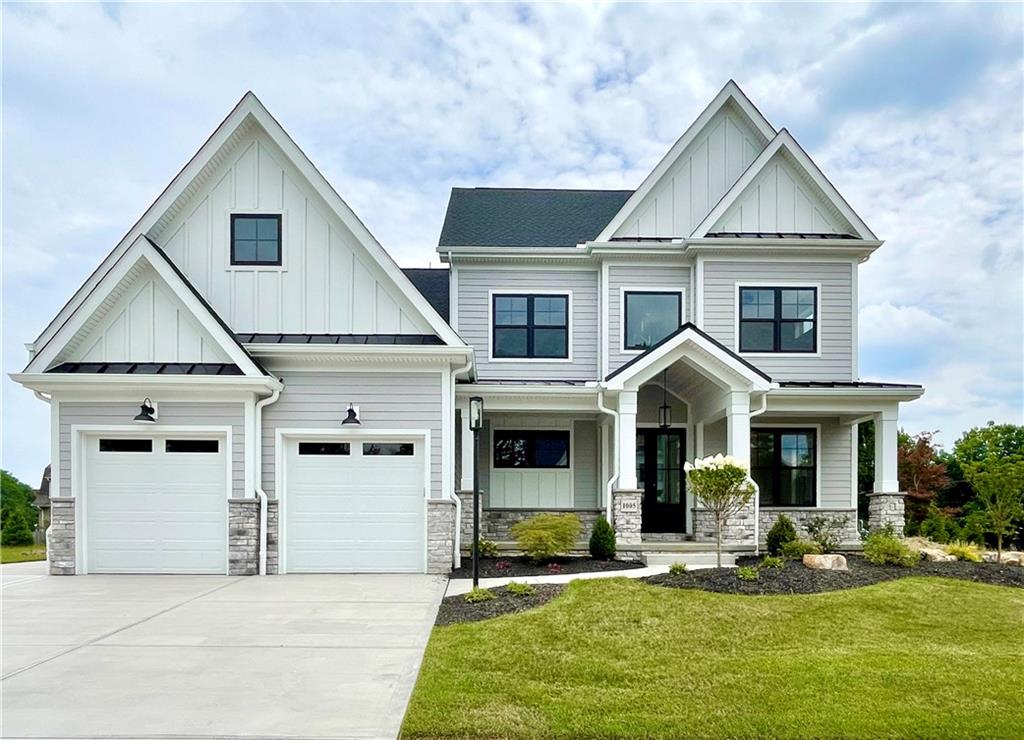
[{"left": 685, "top": 454, "right": 756, "bottom": 567}]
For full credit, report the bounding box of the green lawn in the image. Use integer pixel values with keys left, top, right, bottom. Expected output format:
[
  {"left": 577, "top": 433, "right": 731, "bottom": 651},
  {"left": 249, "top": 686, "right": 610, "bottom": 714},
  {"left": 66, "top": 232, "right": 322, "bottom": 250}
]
[
  {"left": 1, "top": 544, "right": 46, "bottom": 563},
  {"left": 403, "top": 578, "right": 1024, "bottom": 738}
]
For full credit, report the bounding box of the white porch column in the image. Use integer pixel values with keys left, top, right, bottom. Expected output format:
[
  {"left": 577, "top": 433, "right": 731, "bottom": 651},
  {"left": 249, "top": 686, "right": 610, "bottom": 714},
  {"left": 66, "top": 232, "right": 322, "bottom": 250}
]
[
  {"left": 873, "top": 407, "right": 899, "bottom": 493},
  {"left": 616, "top": 390, "right": 639, "bottom": 490},
  {"left": 725, "top": 391, "right": 751, "bottom": 464},
  {"left": 458, "top": 401, "right": 474, "bottom": 492}
]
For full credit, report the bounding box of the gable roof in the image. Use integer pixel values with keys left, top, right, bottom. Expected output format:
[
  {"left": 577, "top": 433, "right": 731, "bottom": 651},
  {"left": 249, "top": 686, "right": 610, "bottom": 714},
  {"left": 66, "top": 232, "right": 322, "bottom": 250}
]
[
  {"left": 595, "top": 80, "right": 777, "bottom": 242},
  {"left": 28, "top": 92, "right": 465, "bottom": 355},
  {"left": 438, "top": 188, "right": 633, "bottom": 248},
  {"left": 402, "top": 268, "right": 450, "bottom": 321},
  {"left": 22, "top": 235, "right": 269, "bottom": 378},
  {"left": 692, "top": 129, "right": 876, "bottom": 240}
]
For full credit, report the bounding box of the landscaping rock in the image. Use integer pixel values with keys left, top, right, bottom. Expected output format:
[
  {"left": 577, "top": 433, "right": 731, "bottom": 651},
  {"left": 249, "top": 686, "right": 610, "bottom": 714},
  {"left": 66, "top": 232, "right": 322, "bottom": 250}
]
[
  {"left": 920, "top": 548, "right": 957, "bottom": 563},
  {"left": 803, "top": 553, "right": 848, "bottom": 570},
  {"left": 984, "top": 551, "right": 1023, "bottom": 566}
]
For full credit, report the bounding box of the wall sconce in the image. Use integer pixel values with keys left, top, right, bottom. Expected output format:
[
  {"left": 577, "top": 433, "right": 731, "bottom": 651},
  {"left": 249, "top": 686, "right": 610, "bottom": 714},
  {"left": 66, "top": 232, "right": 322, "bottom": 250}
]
[
  {"left": 133, "top": 398, "right": 157, "bottom": 423},
  {"left": 341, "top": 404, "right": 361, "bottom": 425}
]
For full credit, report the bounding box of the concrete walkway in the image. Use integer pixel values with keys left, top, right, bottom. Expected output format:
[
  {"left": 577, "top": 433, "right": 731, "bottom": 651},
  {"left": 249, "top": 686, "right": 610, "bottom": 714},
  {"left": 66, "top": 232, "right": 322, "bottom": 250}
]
[
  {"left": 1, "top": 564, "right": 446, "bottom": 739},
  {"left": 445, "top": 563, "right": 696, "bottom": 596}
]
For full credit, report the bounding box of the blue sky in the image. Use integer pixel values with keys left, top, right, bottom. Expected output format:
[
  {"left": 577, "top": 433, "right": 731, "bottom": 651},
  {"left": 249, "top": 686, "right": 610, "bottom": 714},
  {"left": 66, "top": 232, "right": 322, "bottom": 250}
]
[{"left": 2, "top": 2, "right": 1022, "bottom": 485}]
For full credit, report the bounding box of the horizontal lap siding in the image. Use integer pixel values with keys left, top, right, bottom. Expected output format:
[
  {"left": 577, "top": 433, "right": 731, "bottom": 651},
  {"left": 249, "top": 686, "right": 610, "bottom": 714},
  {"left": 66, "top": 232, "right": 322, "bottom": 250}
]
[
  {"left": 58, "top": 402, "right": 245, "bottom": 498},
  {"left": 457, "top": 268, "right": 599, "bottom": 380},
  {"left": 607, "top": 264, "right": 691, "bottom": 374},
  {"left": 702, "top": 261, "right": 854, "bottom": 381},
  {"left": 262, "top": 371, "right": 443, "bottom": 499}
]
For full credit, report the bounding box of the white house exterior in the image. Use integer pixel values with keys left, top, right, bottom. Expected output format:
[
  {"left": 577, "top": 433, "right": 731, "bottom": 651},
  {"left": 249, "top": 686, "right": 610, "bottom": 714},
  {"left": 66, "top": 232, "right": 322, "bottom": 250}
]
[{"left": 12, "top": 82, "right": 922, "bottom": 576}]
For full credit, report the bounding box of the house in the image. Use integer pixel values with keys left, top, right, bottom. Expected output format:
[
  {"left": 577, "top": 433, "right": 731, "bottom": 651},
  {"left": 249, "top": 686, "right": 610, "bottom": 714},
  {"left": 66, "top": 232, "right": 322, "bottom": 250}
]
[
  {"left": 11, "top": 82, "right": 922, "bottom": 576},
  {"left": 33, "top": 465, "right": 51, "bottom": 545}
]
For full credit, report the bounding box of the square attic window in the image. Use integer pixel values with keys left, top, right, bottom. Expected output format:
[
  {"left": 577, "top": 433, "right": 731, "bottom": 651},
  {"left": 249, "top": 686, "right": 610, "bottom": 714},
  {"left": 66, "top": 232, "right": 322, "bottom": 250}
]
[{"left": 231, "top": 214, "right": 281, "bottom": 265}]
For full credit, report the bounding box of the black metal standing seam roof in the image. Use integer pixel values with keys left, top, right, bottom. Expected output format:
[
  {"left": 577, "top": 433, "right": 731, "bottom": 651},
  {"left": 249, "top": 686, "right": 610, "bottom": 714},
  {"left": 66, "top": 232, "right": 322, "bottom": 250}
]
[
  {"left": 778, "top": 380, "right": 923, "bottom": 390},
  {"left": 705, "top": 232, "right": 861, "bottom": 240},
  {"left": 47, "top": 362, "right": 244, "bottom": 375},
  {"left": 401, "top": 268, "right": 450, "bottom": 322},
  {"left": 438, "top": 188, "right": 634, "bottom": 248},
  {"left": 235, "top": 334, "right": 445, "bottom": 345}
]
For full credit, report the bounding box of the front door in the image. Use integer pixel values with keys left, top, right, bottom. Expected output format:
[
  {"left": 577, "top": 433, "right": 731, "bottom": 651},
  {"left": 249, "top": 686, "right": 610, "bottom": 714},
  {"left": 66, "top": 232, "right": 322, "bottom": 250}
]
[{"left": 637, "top": 429, "right": 686, "bottom": 533}]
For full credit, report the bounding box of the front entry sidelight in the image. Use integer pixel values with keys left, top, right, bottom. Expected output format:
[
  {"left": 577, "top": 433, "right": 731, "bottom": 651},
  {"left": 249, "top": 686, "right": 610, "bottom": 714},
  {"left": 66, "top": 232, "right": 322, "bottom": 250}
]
[{"left": 637, "top": 429, "right": 687, "bottom": 533}]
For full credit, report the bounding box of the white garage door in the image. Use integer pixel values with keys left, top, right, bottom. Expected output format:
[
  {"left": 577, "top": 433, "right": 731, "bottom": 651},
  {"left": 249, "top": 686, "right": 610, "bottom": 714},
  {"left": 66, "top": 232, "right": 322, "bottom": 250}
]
[
  {"left": 284, "top": 437, "right": 426, "bottom": 573},
  {"left": 84, "top": 434, "right": 228, "bottom": 574}
]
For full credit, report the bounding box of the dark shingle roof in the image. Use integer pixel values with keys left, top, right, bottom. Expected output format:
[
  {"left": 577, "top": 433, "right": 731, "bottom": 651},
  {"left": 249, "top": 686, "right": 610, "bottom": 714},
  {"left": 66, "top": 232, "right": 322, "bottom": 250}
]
[
  {"left": 401, "top": 268, "right": 450, "bottom": 322},
  {"left": 438, "top": 188, "right": 633, "bottom": 248}
]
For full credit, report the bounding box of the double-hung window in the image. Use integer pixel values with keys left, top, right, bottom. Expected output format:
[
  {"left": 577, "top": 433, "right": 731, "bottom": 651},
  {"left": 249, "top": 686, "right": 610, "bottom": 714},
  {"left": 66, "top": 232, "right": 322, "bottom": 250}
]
[
  {"left": 493, "top": 430, "right": 570, "bottom": 468},
  {"left": 751, "top": 428, "right": 817, "bottom": 507},
  {"left": 623, "top": 291, "right": 682, "bottom": 351},
  {"left": 231, "top": 214, "right": 282, "bottom": 266},
  {"left": 739, "top": 286, "right": 817, "bottom": 353},
  {"left": 492, "top": 294, "right": 569, "bottom": 359}
]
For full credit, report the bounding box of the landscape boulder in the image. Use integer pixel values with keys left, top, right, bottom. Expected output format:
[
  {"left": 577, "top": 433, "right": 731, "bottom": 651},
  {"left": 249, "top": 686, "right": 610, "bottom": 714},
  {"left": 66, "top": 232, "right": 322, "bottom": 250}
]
[
  {"left": 920, "top": 548, "right": 956, "bottom": 563},
  {"left": 983, "top": 551, "right": 1023, "bottom": 566},
  {"left": 803, "top": 553, "right": 848, "bottom": 571}
]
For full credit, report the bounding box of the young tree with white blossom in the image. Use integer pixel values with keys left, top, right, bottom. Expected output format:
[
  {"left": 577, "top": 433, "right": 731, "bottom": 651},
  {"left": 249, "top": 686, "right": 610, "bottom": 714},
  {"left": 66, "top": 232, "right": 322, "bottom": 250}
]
[{"left": 685, "top": 454, "right": 756, "bottom": 567}]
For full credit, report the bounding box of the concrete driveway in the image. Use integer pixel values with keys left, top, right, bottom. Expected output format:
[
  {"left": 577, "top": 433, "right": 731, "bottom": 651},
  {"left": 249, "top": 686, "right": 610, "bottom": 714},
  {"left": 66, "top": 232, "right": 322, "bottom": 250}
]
[{"left": 1, "top": 561, "right": 446, "bottom": 739}]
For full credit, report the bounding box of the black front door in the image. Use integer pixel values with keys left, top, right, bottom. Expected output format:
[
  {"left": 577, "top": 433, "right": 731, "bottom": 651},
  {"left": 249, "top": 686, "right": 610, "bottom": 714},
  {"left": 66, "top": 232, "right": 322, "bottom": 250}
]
[{"left": 637, "top": 429, "right": 687, "bottom": 533}]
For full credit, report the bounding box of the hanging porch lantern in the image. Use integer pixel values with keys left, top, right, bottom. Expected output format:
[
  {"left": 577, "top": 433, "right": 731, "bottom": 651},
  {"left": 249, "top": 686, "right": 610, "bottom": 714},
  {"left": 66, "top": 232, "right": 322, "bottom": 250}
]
[{"left": 658, "top": 369, "right": 672, "bottom": 429}]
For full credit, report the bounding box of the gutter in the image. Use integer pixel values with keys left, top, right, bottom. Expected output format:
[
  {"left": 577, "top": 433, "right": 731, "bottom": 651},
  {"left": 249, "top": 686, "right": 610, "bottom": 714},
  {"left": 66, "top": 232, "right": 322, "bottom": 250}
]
[
  {"left": 447, "top": 355, "right": 475, "bottom": 569},
  {"left": 749, "top": 391, "right": 769, "bottom": 555},
  {"left": 254, "top": 387, "right": 282, "bottom": 575}
]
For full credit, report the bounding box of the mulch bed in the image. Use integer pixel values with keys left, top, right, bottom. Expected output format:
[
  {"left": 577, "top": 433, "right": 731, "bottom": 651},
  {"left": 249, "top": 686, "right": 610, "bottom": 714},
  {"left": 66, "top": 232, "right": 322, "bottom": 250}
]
[
  {"left": 645, "top": 554, "right": 1024, "bottom": 595},
  {"left": 436, "top": 584, "right": 566, "bottom": 626},
  {"left": 450, "top": 555, "right": 645, "bottom": 579}
]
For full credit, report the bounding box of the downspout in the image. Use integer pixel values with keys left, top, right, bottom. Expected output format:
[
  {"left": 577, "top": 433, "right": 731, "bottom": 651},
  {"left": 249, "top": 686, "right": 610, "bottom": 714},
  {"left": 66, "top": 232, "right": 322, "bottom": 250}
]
[
  {"left": 448, "top": 352, "right": 474, "bottom": 569},
  {"left": 255, "top": 387, "right": 281, "bottom": 575},
  {"left": 596, "top": 390, "right": 618, "bottom": 523},
  {"left": 749, "top": 391, "right": 769, "bottom": 555}
]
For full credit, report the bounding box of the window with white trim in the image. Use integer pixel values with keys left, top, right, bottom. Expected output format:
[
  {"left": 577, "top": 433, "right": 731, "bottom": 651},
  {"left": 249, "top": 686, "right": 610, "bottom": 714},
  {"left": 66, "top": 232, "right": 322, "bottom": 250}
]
[
  {"left": 739, "top": 287, "right": 817, "bottom": 353},
  {"left": 624, "top": 291, "right": 681, "bottom": 351},
  {"left": 492, "top": 294, "right": 568, "bottom": 359},
  {"left": 751, "top": 428, "right": 816, "bottom": 506}
]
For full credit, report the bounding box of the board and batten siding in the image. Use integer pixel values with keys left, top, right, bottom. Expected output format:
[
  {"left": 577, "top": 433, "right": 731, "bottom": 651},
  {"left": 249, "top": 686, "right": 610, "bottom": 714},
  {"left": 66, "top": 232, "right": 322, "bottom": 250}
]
[
  {"left": 261, "top": 371, "right": 443, "bottom": 499},
  {"left": 607, "top": 263, "right": 691, "bottom": 374},
  {"left": 702, "top": 261, "right": 855, "bottom": 381},
  {"left": 58, "top": 402, "right": 245, "bottom": 498},
  {"left": 153, "top": 129, "right": 432, "bottom": 336},
  {"left": 456, "top": 267, "right": 599, "bottom": 380},
  {"left": 753, "top": 417, "right": 854, "bottom": 509}
]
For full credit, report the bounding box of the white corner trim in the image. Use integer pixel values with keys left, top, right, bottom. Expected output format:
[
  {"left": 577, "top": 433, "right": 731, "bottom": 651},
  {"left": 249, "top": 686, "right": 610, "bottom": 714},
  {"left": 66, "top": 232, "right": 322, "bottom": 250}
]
[
  {"left": 617, "top": 286, "right": 687, "bottom": 355},
  {"left": 486, "top": 289, "right": 574, "bottom": 364},
  {"left": 733, "top": 281, "right": 822, "bottom": 358}
]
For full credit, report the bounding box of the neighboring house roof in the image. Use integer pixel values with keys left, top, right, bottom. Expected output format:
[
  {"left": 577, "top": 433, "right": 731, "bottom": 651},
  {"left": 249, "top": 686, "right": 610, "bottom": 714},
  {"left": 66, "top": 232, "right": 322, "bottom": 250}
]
[
  {"left": 401, "top": 268, "right": 450, "bottom": 321},
  {"left": 236, "top": 333, "right": 444, "bottom": 345},
  {"left": 34, "top": 465, "right": 51, "bottom": 509},
  {"left": 438, "top": 188, "right": 633, "bottom": 248},
  {"left": 47, "top": 362, "right": 244, "bottom": 375}
]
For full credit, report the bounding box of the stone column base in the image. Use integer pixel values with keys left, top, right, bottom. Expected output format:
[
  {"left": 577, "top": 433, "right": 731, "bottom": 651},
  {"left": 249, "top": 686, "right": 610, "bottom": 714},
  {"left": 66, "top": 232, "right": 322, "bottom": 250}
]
[
  {"left": 228, "top": 499, "right": 260, "bottom": 575},
  {"left": 427, "top": 498, "right": 456, "bottom": 574},
  {"left": 612, "top": 489, "right": 642, "bottom": 552},
  {"left": 48, "top": 497, "right": 76, "bottom": 575},
  {"left": 266, "top": 499, "right": 279, "bottom": 575},
  {"left": 456, "top": 490, "right": 483, "bottom": 550},
  {"left": 867, "top": 492, "right": 906, "bottom": 536}
]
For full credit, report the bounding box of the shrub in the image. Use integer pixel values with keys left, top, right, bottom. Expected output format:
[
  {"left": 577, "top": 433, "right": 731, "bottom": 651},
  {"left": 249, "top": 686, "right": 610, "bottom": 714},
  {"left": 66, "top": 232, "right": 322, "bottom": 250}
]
[
  {"left": 588, "top": 516, "right": 616, "bottom": 560},
  {"left": 759, "top": 555, "right": 784, "bottom": 569},
  {"left": 736, "top": 566, "right": 759, "bottom": 581},
  {"left": 945, "top": 540, "right": 983, "bottom": 562},
  {"left": 765, "top": 514, "right": 797, "bottom": 556},
  {"left": 464, "top": 587, "right": 496, "bottom": 603},
  {"left": 476, "top": 538, "right": 499, "bottom": 558},
  {"left": 494, "top": 559, "right": 512, "bottom": 571},
  {"left": 505, "top": 581, "right": 536, "bottom": 597},
  {"left": 546, "top": 562, "right": 562, "bottom": 575},
  {"left": 668, "top": 562, "right": 688, "bottom": 575},
  {"left": 920, "top": 506, "right": 959, "bottom": 544},
  {"left": 863, "top": 529, "right": 917, "bottom": 567},
  {"left": 805, "top": 515, "right": 848, "bottom": 553},
  {"left": 780, "top": 539, "right": 821, "bottom": 559},
  {"left": 511, "top": 513, "right": 581, "bottom": 563}
]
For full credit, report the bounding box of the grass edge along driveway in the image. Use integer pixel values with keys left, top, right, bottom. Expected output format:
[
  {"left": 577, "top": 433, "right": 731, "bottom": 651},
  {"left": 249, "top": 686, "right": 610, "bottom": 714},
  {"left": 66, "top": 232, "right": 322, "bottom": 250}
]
[
  {"left": 402, "top": 577, "right": 1024, "bottom": 738},
  {"left": 1, "top": 544, "right": 46, "bottom": 563}
]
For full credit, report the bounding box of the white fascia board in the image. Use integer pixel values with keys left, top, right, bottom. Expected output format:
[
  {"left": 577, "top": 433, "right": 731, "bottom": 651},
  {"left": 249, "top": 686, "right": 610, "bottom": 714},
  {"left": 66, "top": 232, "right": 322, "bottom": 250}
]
[
  {"left": 10, "top": 373, "right": 282, "bottom": 395},
  {"left": 770, "top": 386, "right": 924, "bottom": 402},
  {"left": 455, "top": 384, "right": 600, "bottom": 413},
  {"left": 595, "top": 80, "right": 777, "bottom": 243},
  {"left": 691, "top": 130, "right": 876, "bottom": 240}
]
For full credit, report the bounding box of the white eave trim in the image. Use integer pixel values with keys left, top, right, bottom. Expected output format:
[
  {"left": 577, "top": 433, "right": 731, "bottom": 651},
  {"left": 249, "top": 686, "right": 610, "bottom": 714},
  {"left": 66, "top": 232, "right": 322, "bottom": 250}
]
[
  {"left": 10, "top": 373, "right": 283, "bottom": 394},
  {"left": 245, "top": 343, "right": 473, "bottom": 366},
  {"left": 770, "top": 386, "right": 924, "bottom": 402}
]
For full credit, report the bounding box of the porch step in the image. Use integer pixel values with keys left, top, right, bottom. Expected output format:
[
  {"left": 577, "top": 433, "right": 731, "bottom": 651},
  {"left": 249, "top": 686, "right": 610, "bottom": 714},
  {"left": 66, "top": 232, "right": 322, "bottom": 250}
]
[{"left": 642, "top": 551, "right": 736, "bottom": 568}]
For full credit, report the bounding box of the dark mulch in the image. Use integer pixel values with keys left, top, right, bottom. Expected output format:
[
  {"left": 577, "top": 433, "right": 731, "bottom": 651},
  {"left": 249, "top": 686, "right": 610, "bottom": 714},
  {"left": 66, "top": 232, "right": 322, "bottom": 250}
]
[
  {"left": 450, "top": 555, "right": 644, "bottom": 579},
  {"left": 436, "top": 584, "right": 566, "bottom": 626},
  {"left": 645, "top": 554, "right": 1024, "bottom": 595}
]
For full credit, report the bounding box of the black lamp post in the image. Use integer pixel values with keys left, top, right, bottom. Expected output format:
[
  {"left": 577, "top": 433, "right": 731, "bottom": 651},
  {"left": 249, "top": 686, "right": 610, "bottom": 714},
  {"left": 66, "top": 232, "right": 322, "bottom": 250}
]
[{"left": 469, "top": 395, "right": 484, "bottom": 588}]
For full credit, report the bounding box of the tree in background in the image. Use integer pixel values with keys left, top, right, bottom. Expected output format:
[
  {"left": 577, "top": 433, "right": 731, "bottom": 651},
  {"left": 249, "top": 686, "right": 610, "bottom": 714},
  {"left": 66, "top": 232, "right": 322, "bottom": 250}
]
[
  {"left": 898, "top": 431, "right": 950, "bottom": 526},
  {"left": 963, "top": 455, "right": 1024, "bottom": 559},
  {"left": 1, "top": 470, "right": 38, "bottom": 546}
]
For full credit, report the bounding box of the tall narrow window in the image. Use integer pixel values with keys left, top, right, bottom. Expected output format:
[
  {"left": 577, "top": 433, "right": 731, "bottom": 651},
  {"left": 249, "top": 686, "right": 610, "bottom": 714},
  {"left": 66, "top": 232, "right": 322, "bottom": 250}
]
[
  {"left": 751, "top": 429, "right": 816, "bottom": 506},
  {"left": 231, "top": 214, "right": 282, "bottom": 265},
  {"left": 624, "top": 291, "right": 682, "bottom": 350},
  {"left": 739, "top": 287, "right": 817, "bottom": 353},
  {"left": 492, "top": 294, "right": 569, "bottom": 359}
]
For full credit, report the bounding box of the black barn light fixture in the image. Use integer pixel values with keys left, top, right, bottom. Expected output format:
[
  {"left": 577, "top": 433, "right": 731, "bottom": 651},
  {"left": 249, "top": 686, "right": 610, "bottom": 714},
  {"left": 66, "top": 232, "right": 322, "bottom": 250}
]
[
  {"left": 658, "top": 370, "right": 672, "bottom": 429},
  {"left": 133, "top": 398, "right": 157, "bottom": 424},
  {"left": 341, "top": 404, "right": 361, "bottom": 425}
]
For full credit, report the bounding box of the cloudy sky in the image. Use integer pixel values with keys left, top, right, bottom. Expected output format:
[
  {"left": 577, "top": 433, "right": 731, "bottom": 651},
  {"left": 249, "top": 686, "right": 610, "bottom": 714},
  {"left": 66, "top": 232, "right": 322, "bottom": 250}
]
[{"left": 2, "top": 2, "right": 1022, "bottom": 484}]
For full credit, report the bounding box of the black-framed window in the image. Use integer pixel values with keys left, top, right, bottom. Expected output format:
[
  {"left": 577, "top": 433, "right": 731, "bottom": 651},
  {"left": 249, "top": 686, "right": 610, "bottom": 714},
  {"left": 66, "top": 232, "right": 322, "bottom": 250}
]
[
  {"left": 494, "top": 430, "right": 570, "bottom": 468},
  {"left": 166, "top": 439, "right": 219, "bottom": 453},
  {"left": 624, "top": 291, "right": 681, "bottom": 350},
  {"left": 99, "top": 438, "right": 152, "bottom": 452},
  {"left": 492, "top": 294, "right": 569, "bottom": 359},
  {"left": 298, "top": 442, "right": 350, "bottom": 456},
  {"left": 751, "top": 428, "right": 816, "bottom": 507},
  {"left": 231, "top": 214, "right": 282, "bottom": 265},
  {"left": 363, "top": 442, "right": 414, "bottom": 456},
  {"left": 739, "top": 287, "right": 817, "bottom": 353}
]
